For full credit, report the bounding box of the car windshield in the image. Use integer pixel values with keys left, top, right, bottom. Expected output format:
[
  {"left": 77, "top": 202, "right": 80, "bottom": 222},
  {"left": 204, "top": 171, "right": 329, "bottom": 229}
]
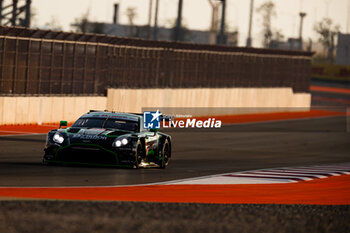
[{"left": 72, "top": 117, "right": 139, "bottom": 132}]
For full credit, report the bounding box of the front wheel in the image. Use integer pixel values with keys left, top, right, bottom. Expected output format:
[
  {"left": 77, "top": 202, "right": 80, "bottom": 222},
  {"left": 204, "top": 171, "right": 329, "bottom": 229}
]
[
  {"left": 42, "top": 158, "right": 48, "bottom": 165},
  {"left": 133, "top": 141, "right": 143, "bottom": 168},
  {"left": 159, "top": 139, "right": 170, "bottom": 169}
]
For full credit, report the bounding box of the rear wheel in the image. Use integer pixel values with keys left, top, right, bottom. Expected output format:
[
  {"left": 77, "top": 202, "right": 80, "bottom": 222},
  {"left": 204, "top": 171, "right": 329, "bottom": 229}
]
[{"left": 159, "top": 139, "right": 170, "bottom": 169}]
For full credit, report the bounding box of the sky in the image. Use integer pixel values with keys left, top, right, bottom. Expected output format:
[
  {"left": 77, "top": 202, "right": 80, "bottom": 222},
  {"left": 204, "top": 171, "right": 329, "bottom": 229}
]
[{"left": 26, "top": 0, "right": 350, "bottom": 47}]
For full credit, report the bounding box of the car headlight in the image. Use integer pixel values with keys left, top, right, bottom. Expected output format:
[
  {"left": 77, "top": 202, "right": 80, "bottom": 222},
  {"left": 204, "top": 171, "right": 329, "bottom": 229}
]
[
  {"left": 53, "top": 133, "right": 64, "bottom": 144},
  {"left": 121, "top": 138, "right": 128, "bottom": 145},
  {"left": 113, "top": 138, "right": 128, "bottom": 147}
]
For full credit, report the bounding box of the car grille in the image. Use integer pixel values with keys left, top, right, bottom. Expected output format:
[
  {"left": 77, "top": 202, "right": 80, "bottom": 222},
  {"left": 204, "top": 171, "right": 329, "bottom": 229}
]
[{"left": 56, "top": 145, "right": 117, "bottom": 165}]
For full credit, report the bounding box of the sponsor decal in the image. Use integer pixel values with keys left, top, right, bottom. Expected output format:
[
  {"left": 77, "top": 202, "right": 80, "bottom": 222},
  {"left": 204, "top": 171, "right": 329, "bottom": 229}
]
[{"left": 72, "top": 134, "right": 108, "bottom": 140}]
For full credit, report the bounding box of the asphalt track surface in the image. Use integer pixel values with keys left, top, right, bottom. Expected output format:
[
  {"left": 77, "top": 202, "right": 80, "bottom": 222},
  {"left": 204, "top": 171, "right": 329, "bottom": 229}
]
[
  {"left": 311, "top": 79, "right": 350, "bottom": 106},
  {"left": 0, "top": 115, "right": 349, "bottom": 187}
]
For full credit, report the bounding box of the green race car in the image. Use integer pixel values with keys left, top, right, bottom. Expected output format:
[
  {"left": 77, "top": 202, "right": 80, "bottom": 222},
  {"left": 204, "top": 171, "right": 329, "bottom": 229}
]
[{"left": 43, "top": 111, "right": 171, "bottom": 168}]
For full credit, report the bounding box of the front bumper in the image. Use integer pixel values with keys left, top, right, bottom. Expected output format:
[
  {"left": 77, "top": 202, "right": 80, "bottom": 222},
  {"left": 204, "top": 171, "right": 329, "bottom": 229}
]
[{"left": 44, "top": 143, "right": 136, "bottom": 167}]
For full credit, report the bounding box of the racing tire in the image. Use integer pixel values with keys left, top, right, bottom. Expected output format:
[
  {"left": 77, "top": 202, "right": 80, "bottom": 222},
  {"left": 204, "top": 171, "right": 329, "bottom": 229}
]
[
  {"left": 159, "top": 139, "right": 170, "bottom": 169},
  {"left": 42, "top": 158, "right": 48, "bottom": 165},
  {"left": 134, "top": 141, "right": 143, "bottom": 168}
]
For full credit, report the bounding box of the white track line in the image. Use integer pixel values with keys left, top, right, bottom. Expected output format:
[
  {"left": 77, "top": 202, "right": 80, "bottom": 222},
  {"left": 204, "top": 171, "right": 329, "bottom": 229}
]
[
  {"left": 163, "top": 163, "right": 350, "bottom": 185},
  {"left": 256, "top": 170, "right": 337, "bottom": 177},
  {"left": 0, "top": 163, "right": 349, "bottom": 188},
  {"left": 240, "top": 171, "right": 327, "bottom": 179}
]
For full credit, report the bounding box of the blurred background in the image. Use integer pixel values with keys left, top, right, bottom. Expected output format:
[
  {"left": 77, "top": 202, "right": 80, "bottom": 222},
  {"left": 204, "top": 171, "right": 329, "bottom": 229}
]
[{"left": 1, "top": 0, "right": 349, "bottom": 60}]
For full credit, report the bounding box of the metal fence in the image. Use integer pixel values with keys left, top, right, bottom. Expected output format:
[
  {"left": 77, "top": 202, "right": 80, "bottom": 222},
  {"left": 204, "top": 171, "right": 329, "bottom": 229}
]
[{"left": 0, "top": 26, "right": 313, "bottom": 96}]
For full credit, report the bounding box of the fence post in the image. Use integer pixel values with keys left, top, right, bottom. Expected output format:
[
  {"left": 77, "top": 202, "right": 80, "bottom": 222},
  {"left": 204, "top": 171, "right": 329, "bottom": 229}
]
[
  {"left": 82, "top": 43, "right": 88, "bottom": 94},
  {"left": 0, "top": 37, "right": 6, "bottom": 94},
  {"left": 71, "top": 43, "right": 77, "bottom": 94},
  {"left": 60, "top": 42, "right": 66, "bottom": 94},
  {"left": 11, "top": 38, "right": 19, "bottom": 94},
  {"left": 49, "top": 42, "right": 54, "bottom": 94},
  {"left": 24, "top": 39, "right": 31, "bottom": 94},
  {"left": 93, "top": 45, "right": 99, "bottom": 94},
  {"left": 37, "top": 40, "right": 43, "bottom": 95}
]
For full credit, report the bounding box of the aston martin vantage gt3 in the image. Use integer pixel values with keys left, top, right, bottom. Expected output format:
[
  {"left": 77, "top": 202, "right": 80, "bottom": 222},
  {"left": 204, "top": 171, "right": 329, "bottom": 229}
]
[{"left": 43, "top": 111, "right": 171, "bottom": 168}]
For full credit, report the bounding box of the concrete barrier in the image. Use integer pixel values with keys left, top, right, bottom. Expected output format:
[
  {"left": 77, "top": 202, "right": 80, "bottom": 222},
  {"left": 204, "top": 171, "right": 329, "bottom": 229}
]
[
  {"left": 0, "top": 96, "right": 107, "bottom": 125},
  {"left": 107, "top": 88, "right": 311, "bottom": 116},
  {"left": 0, "top": 88, "right": 311, "bottom": 125}
]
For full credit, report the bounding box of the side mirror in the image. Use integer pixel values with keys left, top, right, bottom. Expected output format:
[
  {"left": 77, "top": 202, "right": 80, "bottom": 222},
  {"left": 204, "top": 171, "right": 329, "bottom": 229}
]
[
  {"left": 59, "top": 120, "right": 68, "bottom": 128},
  {"left": 150, "top": 128, "right": 158, "bottom": 135}
]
